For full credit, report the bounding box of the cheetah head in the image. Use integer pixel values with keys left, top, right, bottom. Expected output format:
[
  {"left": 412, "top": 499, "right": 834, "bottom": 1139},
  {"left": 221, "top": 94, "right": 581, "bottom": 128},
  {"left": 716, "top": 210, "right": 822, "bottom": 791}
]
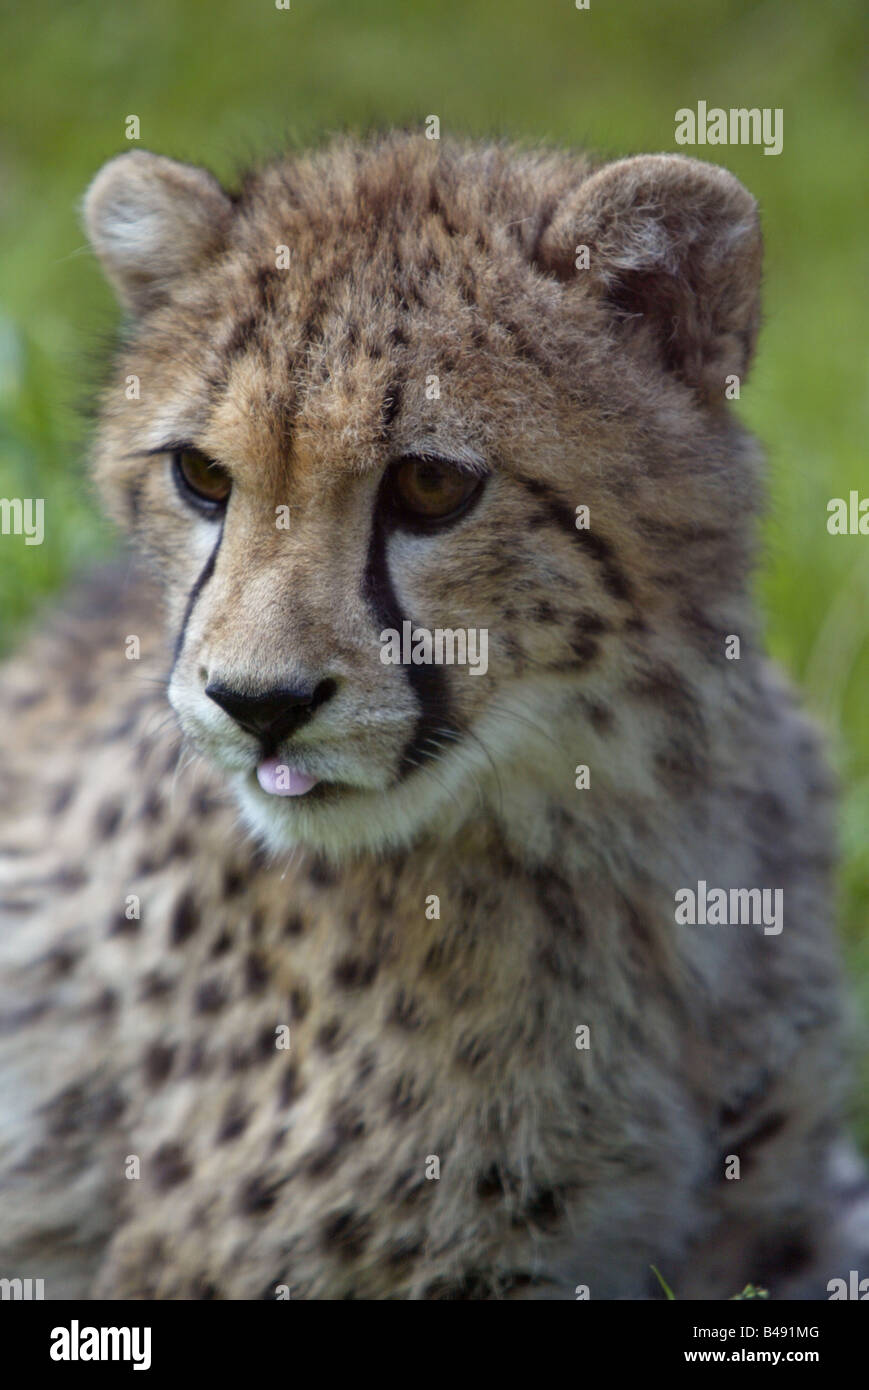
[{"left": 84, "top": 134, "right": 762, "bottom": 858}]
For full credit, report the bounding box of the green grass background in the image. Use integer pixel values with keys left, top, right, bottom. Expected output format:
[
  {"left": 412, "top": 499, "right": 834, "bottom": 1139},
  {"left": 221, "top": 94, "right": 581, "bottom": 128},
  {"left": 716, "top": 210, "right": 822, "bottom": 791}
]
[{"left": 1, "top": 0, "right": 867, "bottom": 1138}]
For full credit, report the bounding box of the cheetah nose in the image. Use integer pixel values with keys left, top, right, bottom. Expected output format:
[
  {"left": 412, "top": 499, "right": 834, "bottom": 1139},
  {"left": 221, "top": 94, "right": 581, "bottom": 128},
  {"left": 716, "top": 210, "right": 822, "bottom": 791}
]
[{"left": 204, "top": 679, "right": 336, "bottom": 745}]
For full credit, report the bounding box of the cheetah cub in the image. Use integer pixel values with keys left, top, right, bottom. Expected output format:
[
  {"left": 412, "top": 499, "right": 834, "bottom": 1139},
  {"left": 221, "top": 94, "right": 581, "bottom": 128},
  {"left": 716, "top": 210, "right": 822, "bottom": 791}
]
[{"left": 0, "top": 135, "right": 866, "bottom": 1300}]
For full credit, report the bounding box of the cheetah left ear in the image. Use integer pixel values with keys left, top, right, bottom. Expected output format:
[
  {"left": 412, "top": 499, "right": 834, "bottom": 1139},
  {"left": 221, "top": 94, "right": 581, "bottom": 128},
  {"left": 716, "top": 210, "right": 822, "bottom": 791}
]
[
  {"left": 534, "top": 154, "right": 762, "bottom": 400},
  {"left": 83, "top": 150, "right": 233, "bottom": 316}
]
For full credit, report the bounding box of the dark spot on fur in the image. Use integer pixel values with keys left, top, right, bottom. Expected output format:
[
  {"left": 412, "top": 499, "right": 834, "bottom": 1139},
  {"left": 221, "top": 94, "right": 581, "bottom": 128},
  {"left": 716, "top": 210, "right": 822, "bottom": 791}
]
[
  {"left": 195, "top": 979, "right": 227, "bottom": 1014},
  {"left": 333, "top": 955, "right": 378, "bottom": 990},
  {"left": 388, "top": 1167, "right": 427, "bottom": 1208},
  {"left": 578, "top": 696, "right": 615, "bottom": 734},
  {"left": 567, "top": 633, "right": 600, "bottom": 667},
  {"left": 627, "top": 663, "right": 696, "bottom": 715},
  {"left": 389, "top": 1073, "right": 425, "bottom": 1118},
  {"left": 48, "top": 782, "right": 74, "bottom": 815},
  {"left": 740, "top": 1111, "right": 787, "bottom": 1158},
  {"left": 43, "top": 943, "right": 80, "bottom": 977},
  {"left": 256, "top": 1024, "right": 279, "bottom": 1059},
  {"left": 226, "top": 1044, "right": 252, "bottom": 1074},
  {"left": 167, "top": 832, "right": 192, "bottom": 862},
  {"left": 170, "top": 892, "right": 199, "bottom": 946},
  {"left": 95, "top": 800, "right": 123, "bottom": 838},
  {"left": 184, "top": 1040, "right": 209, "bottom": 1076},
  {"left": 356, "top": 1047, "right": 377, "bottom": 1083},
  {"left": 277, "top": 1064, "right": 301, "bottom": 1108},
  {"left": 289, "top": 982, "right": 311, "bottom": 1021},
  {"left": 307, "top": 856, "right": 337, "bottom": 888},
  {"left": 211, "top": 928, "right": 233, "bottom": 957},
  {"left": 255, "top": 264, "right": 283, "bottom": 305},
  {"left": 515, "top": 474, "right": 634, "bottom": 603},
  {"left": 238, "top": 1173, "right": 283, "bottom": 1215},
  {"left": 388, "top": 988, "right": 425, "bottom": 1031},
  {"left": 454, "top": 1032, "right": 492, "bottom": 1071},
  {"left": 43, "top": 1081, "right": 125, "bottom": 1137},
  {"left": 139, "top": 970, "right": 174, "bottom": 1002},
  {"left": 152, "top": 1142, "right": 193, "bottom": 1190},
  {"left": 52, "top": 866, "right": 88, "bottom": 891},
  {"left": 678, "top": 604, "right": 728, "bottom": 656},
  {"left": 575, "top": 611, "right": 609, "bottom": 636},
  {"left": 536, "top": 941, "right": 562, "bottom": 979},
  {"left": 422, "top": 941, "right": 450, "bottom": 976},
  {"left": 223, "top": 313, "right": 259, "bottom": 359},
  {"left": 654, "top": 742, "right": 702, "bottom": 796},
  {"left": 245, "top": 950, "right": 269, "bottom": 993},
  {"left": 718, "top": 1072, "right": 772, "bottom": 1130},
  {"left": 143, "top": 1042, "right": 176, "bottom": 1086},
  {"left": 531, "top": 868, "right": 585, "bottom": 940},
  {"left": 217, "top": 1100, "right": 249, "bottom": 1143},
  {"left": 475, "top": 1164, "right": 506, "bottom": 1199},
  {"left": 385, "top": 1237, "right": 424, "bottom": 1271},
  {"left": 315, "top": 1019, "right": 342, "bottom": 1053},
  {"left": 321, "top": 1209, "right": 371, "bottom": 1261},
  {"left": 522, "top": 1187, "right": 564, "bottom": 1233},
  {"left": 192, "top": 788, "right": 219, "bottom": 817},
  {"left": 329, "top": 1099, "right": 366, "bottom": 1140},
  {"left": 222, "top": 867, "right": 245, "bottom": 897}
]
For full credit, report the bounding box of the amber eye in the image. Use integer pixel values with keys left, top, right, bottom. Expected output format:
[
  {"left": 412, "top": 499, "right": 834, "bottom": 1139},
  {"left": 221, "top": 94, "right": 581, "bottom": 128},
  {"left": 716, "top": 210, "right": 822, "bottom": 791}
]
[
  {"left": 388, "top": 456, "right": 483, "bottom": 526},
  {"left": 172, "top": 449, "right": 231, "bottom": 511}
]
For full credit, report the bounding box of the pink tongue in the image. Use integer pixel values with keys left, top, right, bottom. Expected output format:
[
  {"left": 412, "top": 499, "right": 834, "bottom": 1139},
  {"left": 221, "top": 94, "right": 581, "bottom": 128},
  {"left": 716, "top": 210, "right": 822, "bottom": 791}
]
[{"left": 256, "top": 758, "right": 319, "bottom": 797}]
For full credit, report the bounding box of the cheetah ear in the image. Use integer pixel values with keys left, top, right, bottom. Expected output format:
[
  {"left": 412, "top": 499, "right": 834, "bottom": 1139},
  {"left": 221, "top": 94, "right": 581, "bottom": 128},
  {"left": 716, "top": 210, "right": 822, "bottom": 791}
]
[
  {"left": 535, "top": 154, "right": 762, "bottom": 400},
  {"left": 83, "top": 151, "right": 232, "bottom": 315}
]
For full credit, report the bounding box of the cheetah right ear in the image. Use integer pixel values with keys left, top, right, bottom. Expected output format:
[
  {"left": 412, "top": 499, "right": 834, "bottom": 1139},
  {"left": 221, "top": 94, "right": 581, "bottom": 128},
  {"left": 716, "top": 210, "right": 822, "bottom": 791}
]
[
  {"left": 533, "top": 154, "right": 762, "bottom": 401},
  {"left": 83, "top": 151, "right": 233, "bottom": 316}
]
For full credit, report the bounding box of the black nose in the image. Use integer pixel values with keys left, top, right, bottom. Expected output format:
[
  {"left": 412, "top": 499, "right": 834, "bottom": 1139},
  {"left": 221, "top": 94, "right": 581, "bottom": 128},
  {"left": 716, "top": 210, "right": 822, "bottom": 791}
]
[{"left": 204, "top": 679, "right": 336, "bottom": 745}]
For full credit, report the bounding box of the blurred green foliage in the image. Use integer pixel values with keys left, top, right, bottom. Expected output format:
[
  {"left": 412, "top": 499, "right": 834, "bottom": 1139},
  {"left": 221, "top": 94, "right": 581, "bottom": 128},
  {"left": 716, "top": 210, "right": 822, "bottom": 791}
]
[{"left": 0, "top": 0, "right": 866, "bottom": 1133}]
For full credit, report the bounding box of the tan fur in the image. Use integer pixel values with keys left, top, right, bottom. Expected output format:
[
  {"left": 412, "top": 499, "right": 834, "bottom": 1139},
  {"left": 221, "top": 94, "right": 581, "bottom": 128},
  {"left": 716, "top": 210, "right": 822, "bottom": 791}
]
[{"left": 0, "top": 134, "right": 865, "bottom": 1299}]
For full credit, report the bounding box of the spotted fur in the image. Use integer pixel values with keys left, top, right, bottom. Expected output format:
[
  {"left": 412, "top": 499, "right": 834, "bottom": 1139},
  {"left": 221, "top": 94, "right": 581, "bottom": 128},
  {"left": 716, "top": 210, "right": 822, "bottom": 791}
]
[{"left": 0, "top": 134, "right": 866, "bottom": 1299}]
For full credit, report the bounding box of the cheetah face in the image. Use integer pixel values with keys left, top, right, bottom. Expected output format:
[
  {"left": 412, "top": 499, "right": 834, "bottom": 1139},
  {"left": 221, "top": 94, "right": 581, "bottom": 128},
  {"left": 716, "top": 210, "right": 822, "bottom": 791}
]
[{"left": 85, "top": 138, "right": 761, "bottom": 856}]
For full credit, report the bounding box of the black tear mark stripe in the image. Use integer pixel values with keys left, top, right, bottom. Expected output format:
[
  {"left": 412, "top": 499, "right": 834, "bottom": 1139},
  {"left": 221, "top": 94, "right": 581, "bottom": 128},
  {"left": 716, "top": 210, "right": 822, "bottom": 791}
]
[
  {"left": 171, "top": 519, "right": 225, "bottom": 673},
  {"left": 514, "top": 473, "right": 634, "bottom": 604},
  {"left": 363, "top": 495, "right": 456, "bottom": 777}
]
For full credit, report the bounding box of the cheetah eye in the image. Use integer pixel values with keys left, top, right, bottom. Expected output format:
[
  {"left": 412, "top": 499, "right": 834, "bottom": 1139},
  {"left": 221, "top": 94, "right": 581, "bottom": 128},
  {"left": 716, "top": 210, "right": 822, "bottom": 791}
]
[
  {"left": 386, "top": 456, "right": 484, "bottom": 528},
  {"left": 172, "top": 449, "right": 232, "bottom": 513}
]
